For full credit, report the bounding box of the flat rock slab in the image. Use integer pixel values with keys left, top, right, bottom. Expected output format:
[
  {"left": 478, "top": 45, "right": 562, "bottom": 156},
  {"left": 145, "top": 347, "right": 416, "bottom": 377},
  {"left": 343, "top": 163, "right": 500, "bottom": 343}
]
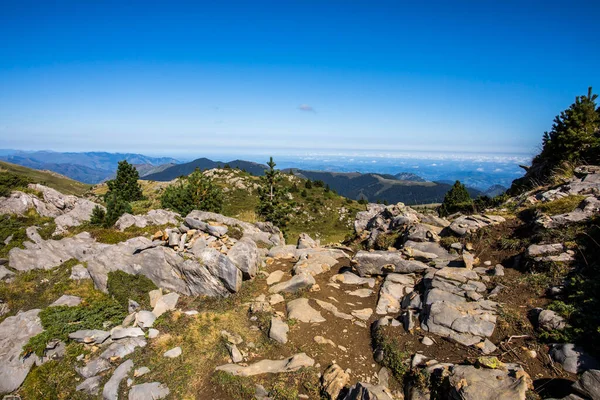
[
  {"left": 269, "top": 273, "right": 315, "bottom": 294},
  {"left": 164, "top": 346, "right": 182, "bottom": 358},
  {"left": 103, "top": 359, "right": 133, "bottom": 400},
  {"left": 549, "top": 343, "right": 600, "bottom": 374},
  {"left": 101, "top": 337, "right": 147, "bottom": 360},
  {"left": 266, "top": 270, "right": 285, "bottom": 285},
  {"left": 50, "top": 294, "right": 82, "bottom": 307},
  {"left": 152, "top": 292, "right": 180, "bottom": 317},
  {"left": 448, "top": 364, "right": 528, "bottom": 400},
  {"left": 315, "top": 299, "right": 353, "bottom": 320},
  {"left": 76, "top": 375, "right": 102, "bottom": 396},
  {"left": 0, "top": 309, "right": 43, "bottom": 395},
  {"left": 269, "top": 317, "right": 289, "bottom": 344},
  {"left": 215, "top": 353, "right": 314, "bottom": 376},
  {"left": 287, "top": 298, "right": 326, "bottom": 323},
  {"left": 69, "top": 329, "right": 111, "bottom": 345},
  {"left": 351, "top": 308, "right": 373, "bottom": 321},
  {"left": 353, "top": 250, "right": 429, "bottom": 276},
  {"left": 111, "top": 327, "right": 145, "bottom": 340},
  {"left": 76, "top": 357, "right": 111, "bottom": 379},
  {"left": 330, "top": 272, "right": 375, "bottom": 288},
  {"left": 128, "top": 382, "right": 170, "bottom": 400}
]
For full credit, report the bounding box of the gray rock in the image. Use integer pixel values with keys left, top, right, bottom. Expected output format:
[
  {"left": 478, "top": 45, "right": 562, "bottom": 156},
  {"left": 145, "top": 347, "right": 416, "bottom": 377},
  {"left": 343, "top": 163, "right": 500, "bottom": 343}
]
[
  {"left": 0, "top": 265, "right": 14, "bottom": 282},
  {"left": 115, "top": 209, "right": 179, "bottom": 231},
  {"left": 103, "top": 359, "right": 133, "bottom": 400},
  {"left": 375, "top": 273, "right": 414, "bottom": 315},
  {"left": 196, "top": 248, "right": 242, "bottom": 292},
  {"left": 226, "top": 343, "right": 243, "bottom": 363},
  {"left": 330, "top": 272, "right": 376, "bottom": 288},
  {"left": 0, "top": 309, "right": 43, "bottom": 395},
  {"left": 448, "top": 364, "right": 529, "bottom": 400},
  {"left": 49, "top": 294, "right": 82, "bottom": 307},
  {"left": 322, "top": 364, "right": 350, "bottom": 400},
  {"left": 269, "top": 317, "right": 289, "bottom": 344},
  {"left": 128, "top": 299, "right": 140, "bottom": 314},
  {"left": 215, "top": 353, "right": 314, "bottom": 376},
  {"left": 287, "top": 298, "right": 326, "bottom": 323},
  {"left": 527, "top": 243, "right": 564, "bottom": 258},
  {"left": 315, "top": 300, "right": 353, "bottom": 320},
  {"left": 100, "top": 337, "right": 146, "bottom": 360},
  {"left": 297, "top": 233, "right": 318, "bottom": 249},
  {"left": 538, "top": 310, "right": 566, "bottom": 331},
  {"left": 148, "top": 328, "right": 159, "bottom": 339},
  {"left": 111, "top": 327, "right": 145, "bottom": 340},
  {"left": 134, "top": 367, "right": 150, "bottom": 377},
  {"left": 269, "top": 273, "right": 315, "bottom": 294},
  {"left": 342, "top": 382, "right": 394, "bottom": 400},
  {"left": 353, "top": 250, "right": 429, "bottom": 276},
  {"left": 76, "top": 375, "right": 103, "bottom": 395},
  {"left": 135, "top": 310, "right": 157, "bottom": 328},
  {"left": 351, "top": 308, "right": 373, "bottom": 321},
  {"left": 69, "top": 329, "right": 111, "bottom": 344},
  {"left": 448, "top": 214, "right": 506, "bottom": 236},
  {"left": 266, "top": 270, "right": 285, "bottom": 285},
  {"left": 493, "top": 264, "right": 505, "bottom": 276},
  {"left": 228, "top": 237, "right": 260, "bottom": 279},
  {"left": 76, "top": 357, "right": 111, "bottom": 378},
  {"left": 422, "top": 336, "right": 434, "bottom": 346},
  {"left": 549, "top": 344, "right": 600, "bottom": 374},
  {"left": 152, "top": 292, "right": 179, "bottom": 317},
  {"left": 163, "top": 346, "right": 182, "bottom": 358},
  {"left": 572, "top": 369, "right": 600, "bottom": 400},
  {"left": 128, "top": 382, "right": 170, "bottom": 400}
]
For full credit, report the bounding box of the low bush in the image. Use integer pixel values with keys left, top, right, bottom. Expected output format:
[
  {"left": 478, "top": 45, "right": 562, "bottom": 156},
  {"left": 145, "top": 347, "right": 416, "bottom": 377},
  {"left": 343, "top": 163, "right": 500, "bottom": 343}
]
[
  {"left": 107, "top": 270, "right": 157, "bottom": 310},
  {"left": 0, "top": 172, "right": 32, "bottom": 197}
]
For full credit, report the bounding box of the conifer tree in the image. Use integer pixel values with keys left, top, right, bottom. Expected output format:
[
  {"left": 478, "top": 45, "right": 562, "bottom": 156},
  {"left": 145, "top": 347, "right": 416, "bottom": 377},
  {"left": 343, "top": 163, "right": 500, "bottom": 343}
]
[
  {"left": 438, "top": 180, "right": 473, "bottom": 217},
  {"left": 106, "top": 160, "right": 144, "bottom": 202},
  {"left": 160, "top": 169, "right": 223, "bottom": 215},
  {"left": 257, "top": 157, "right": 291, "bottom": 232}
]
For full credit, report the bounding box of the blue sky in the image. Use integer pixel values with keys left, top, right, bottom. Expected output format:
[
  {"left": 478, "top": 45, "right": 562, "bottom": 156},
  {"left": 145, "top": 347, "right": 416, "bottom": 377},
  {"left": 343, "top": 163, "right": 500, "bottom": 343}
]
[{"left": 1, "top": 0, "right": 599, "bottom": 158}]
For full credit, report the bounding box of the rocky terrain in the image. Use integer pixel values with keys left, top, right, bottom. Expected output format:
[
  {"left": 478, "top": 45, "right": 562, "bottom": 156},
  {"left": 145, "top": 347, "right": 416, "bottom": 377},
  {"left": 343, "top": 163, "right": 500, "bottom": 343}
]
[{"left": 0, "top": 165, "right": 599, "bottom": 400}]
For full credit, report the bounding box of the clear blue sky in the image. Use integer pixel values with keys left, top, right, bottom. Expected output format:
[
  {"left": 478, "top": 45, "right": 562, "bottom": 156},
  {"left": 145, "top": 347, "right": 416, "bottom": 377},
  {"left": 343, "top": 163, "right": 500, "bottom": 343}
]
[{"left": 1, "top": 0, "right": 599, "bottom": 158}]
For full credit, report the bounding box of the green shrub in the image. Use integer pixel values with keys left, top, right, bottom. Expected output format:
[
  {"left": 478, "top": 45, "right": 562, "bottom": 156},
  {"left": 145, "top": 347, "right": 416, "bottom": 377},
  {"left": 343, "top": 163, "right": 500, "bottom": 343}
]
[
  {"left": 256, "top": 157, "right": 291, "bottom": 232},
  {"left": 372, "top": 327, "right": 409, "bottom": 383},
  {"left": 24, "top": 298, "right": 126, "bottom": 356},
  {"left": 107, "top": 270, "right": 157, "bottom": 310},
  {"left": 103, "top": 191, "right": 132, "bottom": 227},
  {"left": 161, "top": 169, "right": 223, "bottom": 215},
  {"left": 0, "top": 172, "right": 32, "bottom": 197}
]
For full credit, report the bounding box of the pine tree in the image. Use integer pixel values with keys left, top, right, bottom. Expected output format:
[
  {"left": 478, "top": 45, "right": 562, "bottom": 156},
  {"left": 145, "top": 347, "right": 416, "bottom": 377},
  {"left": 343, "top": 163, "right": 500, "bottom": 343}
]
[
  {"left": 438, "top": 180, "right": 473, "bottom": 217},
  {"left": 257, "top": 157, "right": 291, "bottom": 232},
  {"left": 103, "top": 192, "right": 133, "bottom": 227},
  {"left": 160, "top": 169, "right": 223, "bottom": 215},
  {"left": 106, "top": 160, "right": 144, "bottom": 202},
  {"left": 90, "top": 205, "right": 106, "bottom": 226}
]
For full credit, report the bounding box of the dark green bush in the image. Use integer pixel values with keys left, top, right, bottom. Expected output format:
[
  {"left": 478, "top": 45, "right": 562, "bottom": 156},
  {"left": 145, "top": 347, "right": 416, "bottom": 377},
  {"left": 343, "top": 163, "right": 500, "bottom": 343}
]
[
  {"left": 107, "top": 270, "right": 157, "bottom": 310},
  {"left": 106, "top": 160, "right": 144, "bottom": 202},
  {"left": 160, "top": 169, "right": 223, "bottom": 215},
  {"left": 89, "top": 205, "right": 106, "bottom": 226},
  {"left": 438, "top": 180, "right": 473, "bottom": 217},
  {"left": 24, "top": 299, "right": 126, "bottom": 356},
  {"left": 0, "top": 172, "right": 32, "bottom": 197},
  {"left": 103, "top": 192, "right": 132, "bottom": 227}
]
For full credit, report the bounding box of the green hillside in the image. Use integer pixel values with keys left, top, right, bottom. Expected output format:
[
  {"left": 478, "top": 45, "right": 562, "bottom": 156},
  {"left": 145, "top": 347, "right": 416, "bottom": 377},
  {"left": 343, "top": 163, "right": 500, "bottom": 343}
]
[{"left": 0, "top": 161, "right": 91, "bottom": 196}]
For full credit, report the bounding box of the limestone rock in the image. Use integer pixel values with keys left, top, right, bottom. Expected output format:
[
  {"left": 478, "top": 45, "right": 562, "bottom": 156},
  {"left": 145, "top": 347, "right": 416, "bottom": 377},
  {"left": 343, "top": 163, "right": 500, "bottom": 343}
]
[
  {"left": 287, "top": 298, "right": 326, "bottom": 323},
  {"left": 266, "top": 270, "right": 285, "bottom": 285},
  {"left": 572, "top": 369, "right": 600, "bottom": 400},
  {"left": 353, "top": 250, "right": 429, "bottom": 276},
  {"left": 269, "top": 317, "right": 289, "bottom": 344},
  {"left": 69, "top": 264, "right": 91, "bottom": 280},
  {"left": 269, "top": 273, "right": 315, "bottom": 294},
  {"left": 549, "top": 344, "right": 600, "bottom": 374},
  {"left": 152, "top": 292, "right": 180, "bottom": 317},
  {"left": 115, "top": 209, "right": 179, "bottom": 231},
  {"left": 76, "top": 357, "right": 111, "bottom": 379},
  {"left": 448, "top": 364, "right": 529, "bottom": 400},
  {"left": 228, "top": 237, "right": 260, "bottom": 279},
  {"left": 297, "top": 233, "right": 318, "bottom": 249},
  {"left": 69, "top": 329, "right": 111, "bottom": 344},
  {"left": 322, "top": 364, "right": 350, "bottom": 400},
  {"left": 76, "top": 375, "right": 102, "bottom": 395},
  {"left": 103, "top": 359, "right": 133, "bottom": 400},
  {"left": 163, "top": 346, "right": 182, "bottom": 358},
  {"left": 50, "top": 294, "right": 82, "bottom": 307},
  {"left": 538, "top": 309, "right": 566, "bottom": 331},
  {"left": 0, "top": 309, "right": 43, "bottom": 395},
  {"left": 128, "top": 382, "right": 170, "bottom": 400},
  {"left": 215, "top": 353, "right": 315, "bottom": 376},
  {"left": 196, "top": 248, "right": 242, "bottom": 293}
]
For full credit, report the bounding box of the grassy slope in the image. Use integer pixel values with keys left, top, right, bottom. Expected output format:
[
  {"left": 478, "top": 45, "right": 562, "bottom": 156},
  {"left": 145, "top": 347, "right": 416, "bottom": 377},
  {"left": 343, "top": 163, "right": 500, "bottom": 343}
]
[
  {"left": 93, "top": 168, "right": 365, "bottom": 245},
  {"left": 0, "top": 160, "right": 91, "bottom": 196}
]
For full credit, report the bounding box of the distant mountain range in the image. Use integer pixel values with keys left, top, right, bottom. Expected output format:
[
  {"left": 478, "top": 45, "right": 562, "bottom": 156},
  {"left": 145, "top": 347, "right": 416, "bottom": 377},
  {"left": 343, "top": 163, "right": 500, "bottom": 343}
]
[
  {"left": 0, "top": 150, "right": 179, "bottom": 184},
  {"left": 0, "top": 151, "right": 508, "bottom": 205}
]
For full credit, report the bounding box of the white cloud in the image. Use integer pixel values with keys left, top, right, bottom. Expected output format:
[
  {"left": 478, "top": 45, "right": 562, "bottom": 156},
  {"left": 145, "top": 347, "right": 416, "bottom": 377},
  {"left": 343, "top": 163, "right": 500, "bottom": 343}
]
[
  {"left": 476, "top": 167, "right": 484, "bottom": 172},
  {"left": 298, "top": 104, "right": 315, "bottom": 112}
]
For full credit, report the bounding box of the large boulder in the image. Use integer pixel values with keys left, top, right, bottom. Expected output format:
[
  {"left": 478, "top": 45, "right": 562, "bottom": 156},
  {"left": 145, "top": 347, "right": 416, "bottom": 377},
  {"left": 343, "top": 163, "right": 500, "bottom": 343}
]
[
  {"left": 195, "top": 248, "right": 242, "bottom": 293},
  {"left": 448, "top": 214, "right": 505, "bottom": 236},
  {"left": 114, "top": 209, "right": 179, "bottom": 231},
  {"left": 227, "top": 237, "right": 260, "bottom": 279},
  {"left": 447, "top": 364, "right": 530, "bottom": 400},
  {"left": 549, "top": 344, "right": 600, "bottom": 374},
  {"left": 353, "top": 250, "right": 429, "bottom": 276},
  {"left": 215, "top": 353, "right": 314, "bottom": 376},
  {"left": 0, "top": 309, "right": 44, "bottom": 395},
  {"left": 572, "top": 369, "right": 600, "bottom": 400}
]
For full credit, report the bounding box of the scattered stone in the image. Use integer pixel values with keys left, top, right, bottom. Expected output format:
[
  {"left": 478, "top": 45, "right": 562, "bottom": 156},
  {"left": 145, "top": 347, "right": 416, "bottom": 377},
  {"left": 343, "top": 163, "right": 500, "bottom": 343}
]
[
  {"left": 69, "top": 329, "right": 110, "bottom": 344},
  {"left": 163, "top": 346, "right": 182, "bottom": 358},
  {"left": 269, "top": 293, "right": 285, "bottom": 305},
  {"left": 493, "top": 264, "right": 505, "bottom": 276},
  {"left": 215, "top": 353, "right": 315, "bottom": 376},
  {"left": 226, "top": 343, "right": 243, "bottom": 363},
  {"left": 76, "top": 357, "right": 111, "bottom": 378},
  {"left": 111, "top": 327, "right": 145, "bottom": 340},
  {"left": 572, "top": 369, "right": 600, "bottom": 400},
  {"left": 330, "top": 272, "right": 376, "bottom": 288},
  {"left": 314, "top": 336, "right": 336, "bottom": 346},
  {"left": 148, "top": 329, "right": 159, "bottom": 339},
  {"left": 50, "top": 294, "right": 82, "bottom": 307},
  {"left": 100, "top": 337, "right": 146, "bottom": 360},
  {"left": 538, "top": 310, "right": 566, "bottom": 331},
  {"left": 266, "top": 270, "right": 285, "bottom": 285},
  {"left": 134, "top": 367, "right": 150, "bottom": 377},
  {"left": 135, "top": 310, "right": 157, "bottom": 329},
  {"left": 462, "top": 251, "right": 476, "bottom": 270},
  {"left": 128, "top": 382, "right": 170, "bottom": 400},
  {"left": 152, "top": 292, "right": 179, "bottom": 317},
  {"left": 549, "top": 343, "right": 600, "bottom": 374},
  {"left": 103, "top": 359, "right": 133, "bottom": 400},
  {"left": 128, "top": 299, "right": 140, "bottom": 313},
  {"left": 76, "top": 376, "right": 102, "bottom": 396},
  {"left": 70, "top": 264, "right": 91, "bottom": 280},
  {"left": 269, "top": 317, "right": 289, "bottom": 344},
  {"left": 287, "top": 298, "right": 326, "bottom": 323},
  {"left": 315, "top": 299, "right": 353, "bottom": 320},
  {"left": 342, "top": 382, "right": 394, "bottom": 400},
  {"left": 297, "top": 233, "right": 319, "bottom": 249},
  {"left": 353, "top": 250, "right": 429, "bottom": 276},
  {"left": 348, "top": 288, "right": 373, "bottom": 298},
  {"left": 422, "top": 337, "right": 434, "bottom": 346},
  {"left": 322, "top": 364, "right": 350, "bottom": 400},
  {"left": 351, "top": 308, "right": 373, "bottom": 321},
  {"left": 269, "top": 273, "right": 315, "bottom": 294},
  {"left": 228, "top": 237, "right": 260, "bottom": 279},
  {"left": 221, "top": 330, "right": 243, "bottom": 345},
  {"left": 149, "top": 289, "right": 163, "bottom": 308}
]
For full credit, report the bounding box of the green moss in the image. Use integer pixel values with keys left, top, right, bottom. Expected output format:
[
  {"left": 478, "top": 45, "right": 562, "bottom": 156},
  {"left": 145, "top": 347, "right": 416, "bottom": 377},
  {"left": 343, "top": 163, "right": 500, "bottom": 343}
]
[
  {"left": 211, "top": 371, "right": 256, "bottom": 399},
  {"left": 107, "top": 270, "right": 158, "bottom": 310},
  {"left": 372, "top": 327, "right": 410, "bottom": 384},
  {"left": 535, "top": 195, "right": 586, "bottom": 216}
]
